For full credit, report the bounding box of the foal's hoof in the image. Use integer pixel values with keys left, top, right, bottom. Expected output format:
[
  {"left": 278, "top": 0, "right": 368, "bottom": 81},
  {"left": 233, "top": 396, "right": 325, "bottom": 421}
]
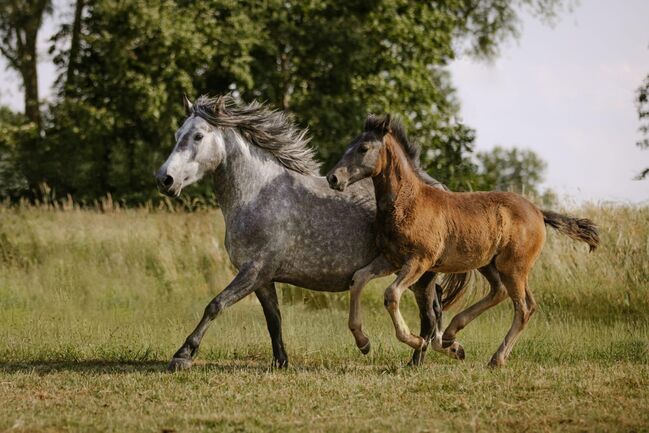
[
  {"left": 436, "top": 340, "right": 465, "bottom": 361},
  {"left": 452, "top": 344, "right": 466, "bottom": 361},
  {"left": 167, "top": 357, "right": 193, "bottom": 372},
  {"left": 359, "top": 341, "right": 371, "bottom": 355},
  {"left": 487, "top": 356, "right": 505, "bottom": 368}
]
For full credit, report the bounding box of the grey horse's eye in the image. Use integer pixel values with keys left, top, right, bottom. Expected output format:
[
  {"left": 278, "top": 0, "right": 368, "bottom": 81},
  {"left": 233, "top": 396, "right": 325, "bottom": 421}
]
[
  {"left": 194, "top": 133, "right": 204, "bottom": 141},
  {"left": 358, "top": 144, "right": 369, "bottom": 154}
]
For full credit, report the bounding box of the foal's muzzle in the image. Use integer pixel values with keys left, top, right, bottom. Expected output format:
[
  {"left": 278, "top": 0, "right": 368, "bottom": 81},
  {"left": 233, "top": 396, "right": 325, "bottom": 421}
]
[{"left": 326, "top": 173, "right": 346, "bottom": 191}]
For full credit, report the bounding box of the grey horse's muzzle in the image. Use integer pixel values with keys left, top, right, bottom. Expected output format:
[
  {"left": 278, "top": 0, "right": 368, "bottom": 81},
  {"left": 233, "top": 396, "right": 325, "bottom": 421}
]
[{"left": 155, "top": 169, "right": 175, "bottom": 196}]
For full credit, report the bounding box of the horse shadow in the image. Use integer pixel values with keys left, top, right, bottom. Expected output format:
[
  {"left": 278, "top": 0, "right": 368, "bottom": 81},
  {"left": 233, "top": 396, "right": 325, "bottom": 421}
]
[{"left": 0, "top": 358, "right": 339, "bottom": 375}]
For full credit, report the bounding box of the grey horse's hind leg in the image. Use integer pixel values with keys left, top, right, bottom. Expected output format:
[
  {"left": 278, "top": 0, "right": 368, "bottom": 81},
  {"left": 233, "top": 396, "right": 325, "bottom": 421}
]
[
  {"left": 409, "top": 272, "right": 442, "bottom": 366},
  {"left": 168, "top": 261, "right": 270, "bottom": 372},
  {"left": 255, "top": 283, "right": 288, "bottom": 368}
]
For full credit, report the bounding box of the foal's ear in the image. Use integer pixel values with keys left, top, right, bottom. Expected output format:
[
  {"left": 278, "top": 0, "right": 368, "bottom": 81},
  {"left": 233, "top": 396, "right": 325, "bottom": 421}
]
[
  {"left": 380, "top": 114, "right": 392, "bottom": 135},
  {"left": 182, "top": 94, "right": 193, "bottom": 115}
]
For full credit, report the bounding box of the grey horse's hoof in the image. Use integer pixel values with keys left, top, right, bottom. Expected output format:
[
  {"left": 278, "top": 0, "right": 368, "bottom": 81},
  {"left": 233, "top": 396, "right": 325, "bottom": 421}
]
[
  {"left": 273, "top": 358, "right": 289, "bottom": 369},
  {"left": 167, "top": 357, "right": 193, "bottom": 372},
  {"left": 359, "top": 341, "right": 371, "bottom": 355},
  {"left": 408, "top": 352, "right": 424, "bottom": 367}
]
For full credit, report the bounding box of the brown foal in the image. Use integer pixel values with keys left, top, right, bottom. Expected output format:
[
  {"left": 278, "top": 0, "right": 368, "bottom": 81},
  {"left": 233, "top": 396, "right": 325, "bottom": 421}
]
[{"left": 327, "top": 115, "right": 599, "bottom": 366}]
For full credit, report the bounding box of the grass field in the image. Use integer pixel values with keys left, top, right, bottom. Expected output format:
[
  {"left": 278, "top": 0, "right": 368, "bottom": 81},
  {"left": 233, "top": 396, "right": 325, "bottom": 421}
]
[{"left": 0, "top": 202, "right": 648, "bottom": 432}]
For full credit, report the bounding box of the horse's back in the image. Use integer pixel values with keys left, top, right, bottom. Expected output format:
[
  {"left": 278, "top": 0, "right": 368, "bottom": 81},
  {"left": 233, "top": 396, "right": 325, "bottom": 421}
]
[{"left": 418, "top": 188, "right": 545, "bottom": 272}]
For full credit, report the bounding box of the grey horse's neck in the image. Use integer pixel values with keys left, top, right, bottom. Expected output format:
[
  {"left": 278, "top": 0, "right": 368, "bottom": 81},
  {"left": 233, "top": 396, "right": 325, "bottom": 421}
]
[{"left": 211, "top": 129, "right": 291, "bottom": 220}]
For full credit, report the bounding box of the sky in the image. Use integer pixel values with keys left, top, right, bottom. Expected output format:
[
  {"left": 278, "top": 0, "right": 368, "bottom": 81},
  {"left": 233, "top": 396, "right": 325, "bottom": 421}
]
[
  {"left": 1, "top": 1, "right": 648, "bottom": 204},
  {"left": 449, "top": 1, "right": 649, "bottom": 204}
]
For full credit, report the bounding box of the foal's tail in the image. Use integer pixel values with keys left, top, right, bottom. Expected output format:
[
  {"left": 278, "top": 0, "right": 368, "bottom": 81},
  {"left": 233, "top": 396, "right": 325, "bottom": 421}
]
[
  {"left": 541, "top": 210, "right": 600, "bottom": 252},
  {"left": 439, "top": 271, "right": 474, "bottom": 311}
]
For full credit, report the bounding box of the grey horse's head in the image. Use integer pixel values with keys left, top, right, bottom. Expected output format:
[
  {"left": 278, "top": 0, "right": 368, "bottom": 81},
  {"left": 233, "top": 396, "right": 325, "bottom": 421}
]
[
  {"left": 156, "top": 95, "right": 319, "bottom": 197},
  {"left": 156, "top": 95, "right": 227, "bottom": 196}
]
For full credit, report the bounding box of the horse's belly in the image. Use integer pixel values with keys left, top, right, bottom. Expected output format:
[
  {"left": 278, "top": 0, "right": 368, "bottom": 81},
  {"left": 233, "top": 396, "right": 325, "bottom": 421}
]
[
  {"left": 274, "top": 229, "right": 378, "bottom": 291},
  {"left": 432, "top": 241, "right": 497, "bottom": 273}
]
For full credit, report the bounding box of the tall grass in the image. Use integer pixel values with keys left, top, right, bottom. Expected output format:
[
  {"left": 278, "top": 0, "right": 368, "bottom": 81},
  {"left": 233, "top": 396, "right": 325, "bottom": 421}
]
[
  {"left": 1, "top": 201, "right": 647, "bottom": 361},
  {"left": 0, "top": 201, "right": 647, "bottom": 432}
]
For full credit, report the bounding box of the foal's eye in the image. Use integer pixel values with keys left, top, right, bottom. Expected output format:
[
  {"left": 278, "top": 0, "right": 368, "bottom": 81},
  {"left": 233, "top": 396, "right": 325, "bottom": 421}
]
[
  {"left": 194, "top": 133, "right": 204, "bottom": 141},
  {"left": 358, "top": 145, "right": 369, "bottom": 154}
]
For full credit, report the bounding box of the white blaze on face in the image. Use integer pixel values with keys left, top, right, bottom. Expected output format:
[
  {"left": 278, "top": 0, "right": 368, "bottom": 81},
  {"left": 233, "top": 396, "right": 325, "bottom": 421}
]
[{"left": 159, "top": 116, "right": 225, "bottom": 195}]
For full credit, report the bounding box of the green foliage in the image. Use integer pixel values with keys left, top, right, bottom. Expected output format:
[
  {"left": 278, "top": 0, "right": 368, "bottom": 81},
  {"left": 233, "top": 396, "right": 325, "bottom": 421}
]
[
  {"left": 473, "top": 145, "right": 547, "bottom": 195},
  {"left": 0, "top": 107, "right": 32, "bottom": 198},
  {"left": 0, "top": 0, "right": 567, "bottom": 202},
  {"left": 38, "top": 0, "right": 216, "bottom": 203}
]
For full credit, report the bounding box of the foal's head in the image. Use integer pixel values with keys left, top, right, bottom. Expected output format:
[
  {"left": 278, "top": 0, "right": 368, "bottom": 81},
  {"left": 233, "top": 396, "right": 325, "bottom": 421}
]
[{"left": 327, "top": 114, "right": 417, "bottom": 191}]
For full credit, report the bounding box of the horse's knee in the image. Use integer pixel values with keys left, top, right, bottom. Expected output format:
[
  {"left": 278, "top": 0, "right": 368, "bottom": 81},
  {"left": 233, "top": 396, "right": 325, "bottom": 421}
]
[
  {"left": 383, "top": 287, "right": 399, "bottom": 308},
  {"left": 395, "top": 328, "right": 412, "bottom": 344},
  {"left": 351, "top": 268, "right": 370, "bottom": 289},
  {"left": 513, "top": 299, "right": 531, "bottom": 324},
  {"left": 204, "top": 299, "right": 223, "bottom": 319},
  {"left": 492, "top": 285, "right": 508, "bottom": 303}
]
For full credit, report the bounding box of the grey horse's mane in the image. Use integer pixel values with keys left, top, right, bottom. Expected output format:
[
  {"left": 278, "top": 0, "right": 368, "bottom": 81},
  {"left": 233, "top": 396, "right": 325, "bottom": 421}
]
[
  {"left": 192, "top": 95, "right": 321, "bottom": 175},
  {"left": 364, "top": 114, "right": 422, "bottom": 168}
]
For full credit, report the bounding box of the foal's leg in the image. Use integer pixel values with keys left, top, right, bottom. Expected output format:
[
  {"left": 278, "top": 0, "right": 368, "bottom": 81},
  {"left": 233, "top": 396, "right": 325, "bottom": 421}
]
[
  {"left": 488, "top": 273, "right": 533, "bottom": 367},
  {"left": 255, "top": 283, "right": 288, "bottom": 368},
  {"left": 348, "top": 255, "right": 397, "bottom": 354},
  {"left": 409, "top": 273, "right": 438, "bottom": 366},
  {"left": 441, "top": 262, "right": 508, "bottom": 353},
  {"left": 429, "top": 285, "right": 466, "bottom": 361},
  {"left": 168, "top": 261, "right": 270, "bottom": 372},
  {"left": 384, "top": 261, "right": 429, "bottom": 350}
]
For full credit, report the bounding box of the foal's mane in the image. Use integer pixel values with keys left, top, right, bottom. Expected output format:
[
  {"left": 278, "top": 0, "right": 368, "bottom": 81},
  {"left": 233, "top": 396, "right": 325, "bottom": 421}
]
[
  {"left": 192, "top": 95, "right": 321, "bottom": 175},
  {"left": 364, "top": 114, "right": 423, "bottom": 169}
]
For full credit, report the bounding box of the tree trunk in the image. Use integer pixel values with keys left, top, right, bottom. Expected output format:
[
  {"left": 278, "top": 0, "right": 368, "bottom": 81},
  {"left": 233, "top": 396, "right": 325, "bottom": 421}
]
[
  {"left": 65, "top": 0, "right": 84, "bottom": 94},
  {"left": 21, "top": 37, "right": 40, "bottom": 128}
]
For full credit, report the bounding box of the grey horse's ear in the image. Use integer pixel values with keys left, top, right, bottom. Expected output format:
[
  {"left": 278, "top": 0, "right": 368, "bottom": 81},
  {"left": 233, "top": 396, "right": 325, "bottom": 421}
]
[{"left": 183, "top": 94, "right": 193, "bottom": 115}]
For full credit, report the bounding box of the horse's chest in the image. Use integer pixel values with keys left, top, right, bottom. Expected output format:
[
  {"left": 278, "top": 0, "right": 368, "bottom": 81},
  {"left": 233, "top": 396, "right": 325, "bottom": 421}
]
[{"left": 376, "top": 217, "right": 416, "bottom": 267}]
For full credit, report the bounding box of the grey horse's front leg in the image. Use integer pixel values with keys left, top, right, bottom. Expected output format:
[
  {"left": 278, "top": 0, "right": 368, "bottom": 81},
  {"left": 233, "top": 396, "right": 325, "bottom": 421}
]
[
  {"left": 168, "top": 261, "right": 270, "bottom": 372},
  {"left": 255, "top": 283, "right": 288, "bottom": 368}
]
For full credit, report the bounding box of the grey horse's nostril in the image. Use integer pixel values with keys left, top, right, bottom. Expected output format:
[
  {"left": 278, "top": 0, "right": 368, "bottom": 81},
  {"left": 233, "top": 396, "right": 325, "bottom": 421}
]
[
  {"left": 328, "top": 174, "right": 338, "bottom": 186},
  {"left": 163, "top": 175, "right": 174, "bottom": 188}
]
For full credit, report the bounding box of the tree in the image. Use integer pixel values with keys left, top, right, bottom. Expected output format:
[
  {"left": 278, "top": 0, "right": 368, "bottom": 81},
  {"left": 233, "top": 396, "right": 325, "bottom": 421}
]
[
  {"left": 0, "top": 0, "right": 52, "bottom": 128},
  {"left": 473, "top": 146, "right": 547, "bottom": 195},
  {"left": 39, "top": 0, "right": 217, "bottom": 203},
  {"left": 64, "top": 0, "right": 85, "bottom": 94},
  {"left": 0, "top": 106, "right": 31, "bottom": 199},
  {"left": 5, "top": 0, "right": 568, "bottom": 202},
  {"left": 194, "top": 0, "right": 567, "bottom": 190},
  {"left": 636, "top": 73, "right": 649, "bottom": 180}
]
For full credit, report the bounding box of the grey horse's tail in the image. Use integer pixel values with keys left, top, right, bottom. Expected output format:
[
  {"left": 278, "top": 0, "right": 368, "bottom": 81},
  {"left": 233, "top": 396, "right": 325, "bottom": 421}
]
[
  {"left": 439, "top": 272, "right": 474, "bottom": 311},
  {"left": 542, "top": 209, "right": 599, "bottom": 252}
]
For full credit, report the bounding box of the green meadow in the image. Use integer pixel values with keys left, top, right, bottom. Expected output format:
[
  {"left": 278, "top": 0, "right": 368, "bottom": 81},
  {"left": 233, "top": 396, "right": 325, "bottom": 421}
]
[{"left": 0, "top": 203, "right": 647, "bottom": 432}]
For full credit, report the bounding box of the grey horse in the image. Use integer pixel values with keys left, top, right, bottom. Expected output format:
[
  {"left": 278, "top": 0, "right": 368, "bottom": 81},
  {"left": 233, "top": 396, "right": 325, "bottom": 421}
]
[{"left": 156, "top": 95, "right": 469, "bottom": 371}]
